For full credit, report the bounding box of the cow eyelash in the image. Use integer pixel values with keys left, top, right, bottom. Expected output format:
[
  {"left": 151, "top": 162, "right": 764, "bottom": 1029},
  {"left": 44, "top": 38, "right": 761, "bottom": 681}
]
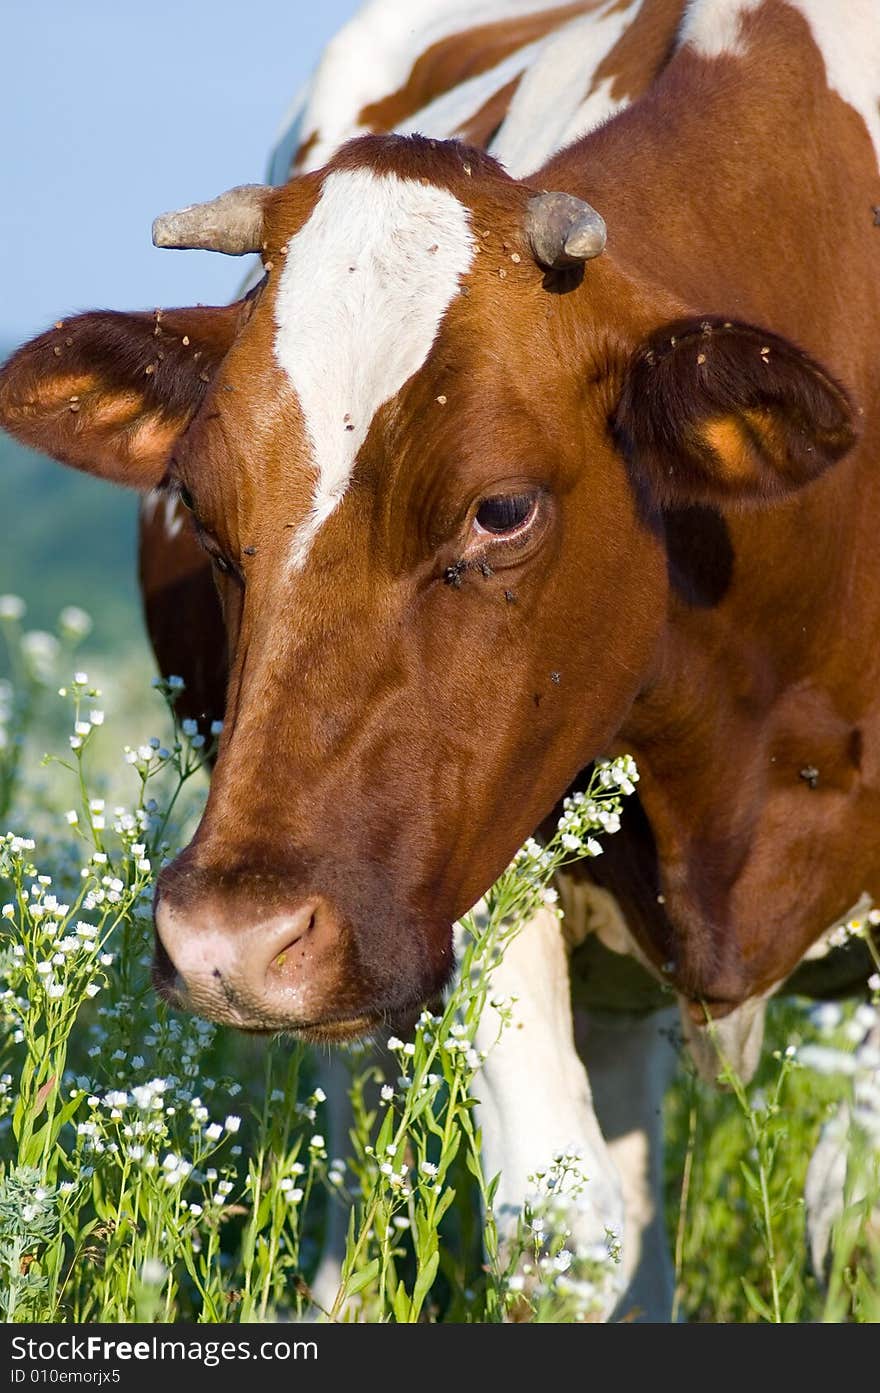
[{"left": 473, "top": 492, "right": 539, "bottom": 539}]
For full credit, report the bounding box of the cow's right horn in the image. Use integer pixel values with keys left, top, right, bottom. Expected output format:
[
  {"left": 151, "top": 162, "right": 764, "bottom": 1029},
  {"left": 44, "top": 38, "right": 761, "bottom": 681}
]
[
  {"left": 525, "top": 191, "right": 607, "bottom": 270},
  {"left": 152, "top": 185, "right": 270, "bottom": 255}
]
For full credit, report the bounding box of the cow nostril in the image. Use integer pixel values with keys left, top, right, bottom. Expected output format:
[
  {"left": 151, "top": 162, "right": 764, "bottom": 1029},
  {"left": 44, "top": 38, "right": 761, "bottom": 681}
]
[{"left": 269, "top": 908, "right": 318, "bottom": 972}]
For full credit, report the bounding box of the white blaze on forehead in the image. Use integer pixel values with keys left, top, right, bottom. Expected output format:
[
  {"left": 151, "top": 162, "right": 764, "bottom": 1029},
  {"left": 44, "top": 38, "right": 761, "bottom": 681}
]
[{"left": 274, "top": 167, "right": 475, "bottom": 569}]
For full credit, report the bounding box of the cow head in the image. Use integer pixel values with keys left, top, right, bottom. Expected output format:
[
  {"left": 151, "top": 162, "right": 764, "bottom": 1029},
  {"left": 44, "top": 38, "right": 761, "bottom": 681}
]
[{"left": 0, "top": 135, "right": 855, "bottom": 1039}]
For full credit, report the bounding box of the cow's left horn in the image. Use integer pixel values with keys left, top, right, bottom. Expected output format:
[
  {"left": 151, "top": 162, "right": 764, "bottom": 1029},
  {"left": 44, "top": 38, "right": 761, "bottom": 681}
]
[
  {"left": 152, "top": 184, "right": 270, "bottom": 255},
  {"left": 525, "top": 192, "right": 606, "bottom": 270}
]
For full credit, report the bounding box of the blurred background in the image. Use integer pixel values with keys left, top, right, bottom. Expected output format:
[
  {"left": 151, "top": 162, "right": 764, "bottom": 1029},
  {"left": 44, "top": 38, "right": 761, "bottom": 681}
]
[{"left": 1, "top": 0, "right": 360, "bottom": 657}]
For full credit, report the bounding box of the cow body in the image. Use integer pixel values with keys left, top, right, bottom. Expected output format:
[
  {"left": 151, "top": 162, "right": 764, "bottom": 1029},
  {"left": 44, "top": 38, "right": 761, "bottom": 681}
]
[{"left": 3, "top": 0, "right": 880, "bottom": 1319}]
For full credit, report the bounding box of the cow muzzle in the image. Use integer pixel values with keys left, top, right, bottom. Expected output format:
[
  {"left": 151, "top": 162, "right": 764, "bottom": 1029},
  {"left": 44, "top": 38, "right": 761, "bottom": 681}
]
[
  {"left": 153, "top": 881, "right": 379, "bottom": 1041},
  {"left": 152, "top": 842, "right": 457, "bottom": 1039}
]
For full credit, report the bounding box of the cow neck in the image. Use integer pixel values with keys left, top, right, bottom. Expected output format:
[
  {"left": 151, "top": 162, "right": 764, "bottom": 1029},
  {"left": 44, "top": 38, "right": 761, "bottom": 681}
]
[{"left": 540, "top": 11, "right": 880, "bottom": 1014}]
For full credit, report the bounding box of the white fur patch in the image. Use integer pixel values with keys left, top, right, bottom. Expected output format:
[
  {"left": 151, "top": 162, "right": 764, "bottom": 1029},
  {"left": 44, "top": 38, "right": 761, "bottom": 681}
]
[
  {"left": 677, "top": 0, "right": 764, "bottom": 57},
  {"left": 141, "top": 488, "right": 184, "bottom": 541},
  {"left": 788, "top": 1, "right": 880, "bottom": 169},
  {"left": 282, "top": 0, "right": 579, "bottom": 177},
  {"left": 273, "top": 168, "right": 475, "bottom": 568},
  {"left": 468, "top": 906, "right": 626, "bottom": 1315},
  {"left": 490, "top": 2, "right": 641, "bottom": 177},
  {"left": 267, "top": 2, "right": 652, "bottom": 187},
  {"left": 394, "top": 36, "right": 549, "bottom": 145}
]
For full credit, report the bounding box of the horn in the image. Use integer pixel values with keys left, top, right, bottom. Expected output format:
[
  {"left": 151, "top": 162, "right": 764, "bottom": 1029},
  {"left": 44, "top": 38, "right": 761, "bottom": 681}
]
[
  {"left": 151, "top": 184, "right": 270, "bottom": 255},
  {"left": 525, "top": 192, "right": 606, "bottom": 270}
]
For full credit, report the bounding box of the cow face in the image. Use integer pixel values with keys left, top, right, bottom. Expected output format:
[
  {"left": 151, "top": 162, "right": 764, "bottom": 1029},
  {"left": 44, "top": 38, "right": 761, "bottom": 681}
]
[{"left": 0, "top": 136, "right": 855, "bottom": 1039}]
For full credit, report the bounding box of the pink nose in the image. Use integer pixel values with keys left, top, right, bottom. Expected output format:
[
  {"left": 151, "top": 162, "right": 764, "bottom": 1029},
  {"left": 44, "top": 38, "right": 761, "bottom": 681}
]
[{"left": 153, "top": 891, "right": 342, "bottom": 1029}]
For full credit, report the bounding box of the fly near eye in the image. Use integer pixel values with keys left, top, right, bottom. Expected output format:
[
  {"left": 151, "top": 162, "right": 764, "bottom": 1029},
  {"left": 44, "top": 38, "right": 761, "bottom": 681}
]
[{"left": 475, "top": 493, "right": 535, "bottom": 534}]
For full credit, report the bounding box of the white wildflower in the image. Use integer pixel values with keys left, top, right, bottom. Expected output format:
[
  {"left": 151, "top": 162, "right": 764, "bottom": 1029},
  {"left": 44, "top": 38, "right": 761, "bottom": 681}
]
[
  {"left": 0, "top": 595, "right": 25, "bottom": 621},
  {"left": 140, "top": 1258, "right": 167, "bottom": 1285},
  {"left": 799, "top": 1044, "right": 858, "bottom": 1076},
  {"left": 58, "top": 605, "right": 92, "bottom": 638}
]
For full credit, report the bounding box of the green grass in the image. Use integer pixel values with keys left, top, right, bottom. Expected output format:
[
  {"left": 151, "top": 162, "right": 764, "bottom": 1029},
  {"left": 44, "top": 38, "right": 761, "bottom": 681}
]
[{"left": 0, "top": 601, "right": 878, "bottom": 1323}]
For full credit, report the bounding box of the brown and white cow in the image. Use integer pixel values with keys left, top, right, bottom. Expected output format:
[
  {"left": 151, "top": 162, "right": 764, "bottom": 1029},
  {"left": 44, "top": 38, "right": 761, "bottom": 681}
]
[{"left": 2, "top": 0, "right": 880, "bottom": 1319}]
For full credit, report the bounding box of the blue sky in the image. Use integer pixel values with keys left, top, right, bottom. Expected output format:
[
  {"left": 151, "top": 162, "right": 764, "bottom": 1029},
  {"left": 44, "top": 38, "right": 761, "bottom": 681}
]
[{"left": 1, "top": 0, "right": 361, "bottom": 345}]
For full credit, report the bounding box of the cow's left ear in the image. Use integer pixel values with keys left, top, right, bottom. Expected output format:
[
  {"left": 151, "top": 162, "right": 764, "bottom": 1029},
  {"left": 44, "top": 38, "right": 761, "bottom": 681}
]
[
  {"left": 613, "top": 317, "right": 857, "bottom": 507},
  {"left": 0, "top": 301, "right": 248, "bottom": 491}
]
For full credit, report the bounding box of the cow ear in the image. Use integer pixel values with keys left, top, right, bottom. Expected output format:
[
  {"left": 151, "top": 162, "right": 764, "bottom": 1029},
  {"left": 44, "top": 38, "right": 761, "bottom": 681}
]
[
  {"left": 0, "top": 301, "right": 247, "bottom": 491},
  {"left": 613, "top": 317, "right": 857, "bottom": 507}
]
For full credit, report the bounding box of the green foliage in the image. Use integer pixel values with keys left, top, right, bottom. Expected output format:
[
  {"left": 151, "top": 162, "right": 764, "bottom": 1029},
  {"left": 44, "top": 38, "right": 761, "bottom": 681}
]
[{"left": 665, "top": 1001, "right": 880, "bottom": 1323}]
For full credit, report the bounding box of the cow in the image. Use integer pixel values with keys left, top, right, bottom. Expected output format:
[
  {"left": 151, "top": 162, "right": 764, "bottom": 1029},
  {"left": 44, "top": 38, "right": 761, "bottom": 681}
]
[{"left": 2, "top": 0, "right": 879, "bottom": 1321}]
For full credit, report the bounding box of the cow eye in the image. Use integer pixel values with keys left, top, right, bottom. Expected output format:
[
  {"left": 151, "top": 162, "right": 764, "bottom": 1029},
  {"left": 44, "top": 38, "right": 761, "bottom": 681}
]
[
  {"left": 179, "top": 485, "right": 195, "bottom": 512},
  {"left": 474, "top": 493, "right": 536, "bottom": 535}
]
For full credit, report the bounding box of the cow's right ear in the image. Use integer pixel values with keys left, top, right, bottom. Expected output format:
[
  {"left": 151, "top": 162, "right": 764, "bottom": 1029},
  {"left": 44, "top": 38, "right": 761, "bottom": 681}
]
[
  {"left": 612, "top": 317, "right": 856, "bottom": 508},
  {"left": 0, "top": 301, "right": 247, "bottom": 490}
]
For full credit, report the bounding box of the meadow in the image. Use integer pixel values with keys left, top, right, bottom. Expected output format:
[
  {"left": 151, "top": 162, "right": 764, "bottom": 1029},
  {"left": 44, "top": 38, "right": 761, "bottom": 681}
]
[{"left": 0, "top": 575, "right": 878, "bottom": 1322}]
